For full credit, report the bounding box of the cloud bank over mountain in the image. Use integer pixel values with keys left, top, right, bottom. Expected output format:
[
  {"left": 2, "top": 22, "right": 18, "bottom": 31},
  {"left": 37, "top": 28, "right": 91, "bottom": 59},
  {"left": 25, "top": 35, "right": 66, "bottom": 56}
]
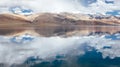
[{"left": 0, "top": 0, "right": 120, "bottom": 15}]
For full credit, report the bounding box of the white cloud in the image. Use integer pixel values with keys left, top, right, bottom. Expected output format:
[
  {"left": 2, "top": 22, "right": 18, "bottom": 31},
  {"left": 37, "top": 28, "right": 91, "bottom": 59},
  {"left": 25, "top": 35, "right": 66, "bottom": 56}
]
[{"left": 0, "top": 0, "right": 120, "bottom": 15}]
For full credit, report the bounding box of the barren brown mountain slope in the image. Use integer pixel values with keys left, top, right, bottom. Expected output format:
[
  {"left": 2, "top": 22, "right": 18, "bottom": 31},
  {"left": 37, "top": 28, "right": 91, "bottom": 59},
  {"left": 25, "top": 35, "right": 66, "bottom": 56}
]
[
  {"left": 0, "top": 13, "right": 120, "bottom": 36},
  {"left": 0, "top": 14, "right": 32, "bottom": 35}
]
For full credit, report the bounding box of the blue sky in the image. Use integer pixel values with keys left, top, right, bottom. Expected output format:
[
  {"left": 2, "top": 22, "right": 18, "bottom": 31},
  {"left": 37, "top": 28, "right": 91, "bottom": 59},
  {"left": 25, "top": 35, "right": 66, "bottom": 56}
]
[
  {"left": 106, "top": 10, "right": 120, "bottom": 16},
  {"left": 80, "top": 0, "right": 97, "bottom": 6}
]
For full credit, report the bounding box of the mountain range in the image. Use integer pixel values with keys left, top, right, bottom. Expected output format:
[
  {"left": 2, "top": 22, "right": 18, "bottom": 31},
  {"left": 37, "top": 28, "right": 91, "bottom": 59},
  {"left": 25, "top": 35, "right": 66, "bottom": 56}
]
[{"left": 0, "top": 13, "right": 120, "bottom": 37}]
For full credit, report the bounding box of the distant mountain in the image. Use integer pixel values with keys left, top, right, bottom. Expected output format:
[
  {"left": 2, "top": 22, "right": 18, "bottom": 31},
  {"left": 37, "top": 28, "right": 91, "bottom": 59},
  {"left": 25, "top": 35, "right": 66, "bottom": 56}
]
[{"left": 0, "top": 13, "right": 120, "bottom": 37}]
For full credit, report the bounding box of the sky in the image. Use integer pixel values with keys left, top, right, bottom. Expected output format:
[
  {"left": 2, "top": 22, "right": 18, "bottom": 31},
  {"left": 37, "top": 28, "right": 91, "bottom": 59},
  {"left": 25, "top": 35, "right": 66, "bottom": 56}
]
[{"left": 0, "top": 0, "right": 120, "bottom": 15}]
